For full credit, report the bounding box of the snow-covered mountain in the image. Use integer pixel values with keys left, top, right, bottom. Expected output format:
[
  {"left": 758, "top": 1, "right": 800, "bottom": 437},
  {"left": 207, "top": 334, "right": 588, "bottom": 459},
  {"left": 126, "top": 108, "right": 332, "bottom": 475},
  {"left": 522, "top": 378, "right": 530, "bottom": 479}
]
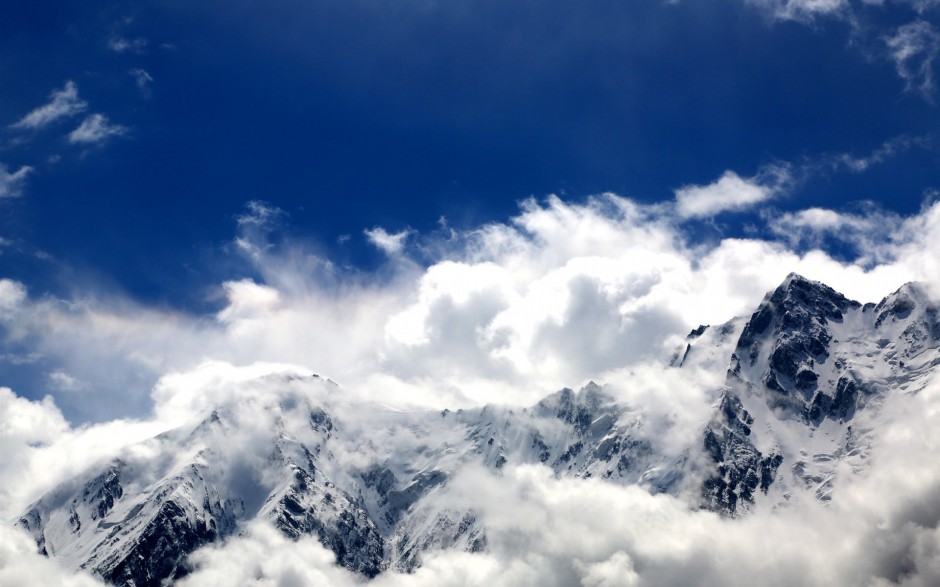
[{"left": 15, "top": 274, "right": 940, "bottom": 586}]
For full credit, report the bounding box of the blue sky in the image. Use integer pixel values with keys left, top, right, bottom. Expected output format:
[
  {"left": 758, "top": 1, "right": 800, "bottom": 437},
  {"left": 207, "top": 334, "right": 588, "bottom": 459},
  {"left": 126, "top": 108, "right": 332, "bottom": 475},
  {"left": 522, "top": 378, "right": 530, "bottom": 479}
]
[{"left": 1, "top": 0, "right": 939, "bottom": 422}]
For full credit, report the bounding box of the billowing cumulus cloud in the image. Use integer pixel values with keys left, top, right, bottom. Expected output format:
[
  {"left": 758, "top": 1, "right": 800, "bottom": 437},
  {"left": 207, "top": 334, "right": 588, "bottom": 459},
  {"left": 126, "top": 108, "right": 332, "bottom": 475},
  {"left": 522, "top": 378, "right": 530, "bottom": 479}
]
[
  {"left": 3, "top": 193, "right": 939, "bottom": 421},
  {"left": 0, "top": 527, "right": 105, "bottom": 586}
]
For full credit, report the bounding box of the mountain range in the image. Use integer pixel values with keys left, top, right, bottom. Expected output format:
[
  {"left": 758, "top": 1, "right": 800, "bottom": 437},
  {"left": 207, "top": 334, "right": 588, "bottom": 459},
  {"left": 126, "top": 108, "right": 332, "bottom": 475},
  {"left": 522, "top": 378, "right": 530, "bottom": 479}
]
[{"left": 15, "top": 273, "right": 940, "bottom": 586}]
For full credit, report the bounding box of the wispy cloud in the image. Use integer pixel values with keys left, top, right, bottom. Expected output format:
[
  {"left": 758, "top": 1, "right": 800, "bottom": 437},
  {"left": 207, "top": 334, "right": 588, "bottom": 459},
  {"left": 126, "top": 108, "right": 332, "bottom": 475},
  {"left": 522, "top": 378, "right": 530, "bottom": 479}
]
[
  {"left": 107, "top": 36, "right": 147, "bottom": 54},
  {"left": 885, "top": 20, "right": 940, "bottom": 100},
  {"left": 47, "top": 371, "right": 88, "bottom": 392},
  {"left": 673, "top": 165, "right": 792, "bottom": 219},
  {"left": 233, "top": 200, "right": 286, "bottom": 263},
  {"left": 129, "top": 68, "right": 154, "bottom": 97},
  {"left": 744, "top": 2, "right": 940, "bottom": 100},
  {"left": 828, "top": 135, "right": 931, "bottom": 172},
  {"left": 364, "top": 227, "right": 414, "bottom": 256},
  {"left": 67, "top": 114, "right": 128, "bottom": 145},
  {"left": 10, "top": 81, "right": 87, "bottom": 130},
  {"left": 745, "top": 0, "right": 850, "bottom": 22},
  {"left": 0, "top": 163, "right": 34, "bottom": 199},
  {"left": 765, "top": 205, "right": 907, "bottom": 266}
]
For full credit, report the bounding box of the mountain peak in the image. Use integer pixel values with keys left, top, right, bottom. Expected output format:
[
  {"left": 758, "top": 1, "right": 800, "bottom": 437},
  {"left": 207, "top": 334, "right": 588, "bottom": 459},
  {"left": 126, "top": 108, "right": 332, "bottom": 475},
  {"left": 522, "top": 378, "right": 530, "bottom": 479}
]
[
  {"left": 780, "top": 271, "right": 812, "bottom": 286},
  {"left": 769, "top": 273, "right": 858, "bottom": 315},
  {"left": 732, "top": 274, "right": 861, "bottom": 349}
]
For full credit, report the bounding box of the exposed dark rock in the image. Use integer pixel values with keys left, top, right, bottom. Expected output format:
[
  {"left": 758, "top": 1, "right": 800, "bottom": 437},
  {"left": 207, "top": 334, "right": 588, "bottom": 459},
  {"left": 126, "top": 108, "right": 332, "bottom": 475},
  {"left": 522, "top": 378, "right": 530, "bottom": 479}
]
[{"left": 96, "top": 500, "right": 223, "bottom": 587}]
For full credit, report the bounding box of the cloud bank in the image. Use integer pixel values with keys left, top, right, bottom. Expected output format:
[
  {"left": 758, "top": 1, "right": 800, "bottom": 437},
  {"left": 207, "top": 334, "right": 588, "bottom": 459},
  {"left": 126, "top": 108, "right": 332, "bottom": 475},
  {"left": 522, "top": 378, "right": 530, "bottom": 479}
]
[
  {"left": 3, "top": 188, "right": 939, "bottom": 422},
  {"left": 2, "top": 182, "right": 940, "bottom": 585}
]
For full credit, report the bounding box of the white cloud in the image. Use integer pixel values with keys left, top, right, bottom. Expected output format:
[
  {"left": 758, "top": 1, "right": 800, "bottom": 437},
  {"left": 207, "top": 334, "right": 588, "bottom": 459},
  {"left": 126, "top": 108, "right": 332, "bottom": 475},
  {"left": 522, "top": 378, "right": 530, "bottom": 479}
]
[
  {"left": 767, "top": 202, "right": 940, "bottom": 283},
  {"left": 0, "top": 163, "right": 33, "bottom": 199},
  {"left": 674, "top": 168, "right": 789, "bottom": 219},
  {"left": 47, "top": 371, "right": 88, "bottom": 392},
  {"left": 875, "top": 0, "right": 940, "bottom": 13},
  {"left": 0, "top": 388, "right": 69, "bottom": 454},
  {"left": 129, "top": 68, "right": 153, "bottom": 96},
  {"left": 885, "top": 20, "right": 940, "bottom": 99},
  {"left": 0, "top": 527, "right": 106, "bottom": 587},
  {"left": 365, "top": 226, "right": 414, "bottom": 256},
  {"left": 10, "top": 81, "right": 87, "bottom": 130},
  {"left": 0, "top": 387, "right": 165, "bottom": 519},
  {"left": 232, "top": 200, "right": 286, "bottom": 262},
  {"left": 216, "top": 279, "right": 282, "bottom": 324},
  {"left": 746, "top": 0, "right": 850, "bottom": 22},
  {"left": 766, "top": 206, "right": 904, "bottom": 265},
  {"left": 831, "top": 135, "right": 930, "bottom": 172},
  {"left": 67, "top": 114, "right": 128, "bottom": 144},
  {"left": 744, "top": 2, "right": 940, "bottom": 102},
  {"left": 176, "top": 521, "right": 360, "bottom": 587},
  {"left": 0, "top": 278, "right": 28, "bottom": 316},
  {"left": 107, "top": 36, "right": 147, "bottom": 53}
]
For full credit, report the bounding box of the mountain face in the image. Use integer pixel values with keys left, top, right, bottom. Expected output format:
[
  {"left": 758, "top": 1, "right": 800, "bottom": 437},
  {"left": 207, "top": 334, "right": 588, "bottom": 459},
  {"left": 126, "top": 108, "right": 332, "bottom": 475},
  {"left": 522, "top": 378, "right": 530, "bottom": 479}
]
[{"left": 15, "top": 274, "right": 940, "bottom": 585}]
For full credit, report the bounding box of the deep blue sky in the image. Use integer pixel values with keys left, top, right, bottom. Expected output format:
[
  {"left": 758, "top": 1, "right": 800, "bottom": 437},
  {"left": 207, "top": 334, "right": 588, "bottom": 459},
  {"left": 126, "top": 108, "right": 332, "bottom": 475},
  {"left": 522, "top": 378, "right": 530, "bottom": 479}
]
[{"left": 1, "top": 0, "right": 938, "bottom": 310}]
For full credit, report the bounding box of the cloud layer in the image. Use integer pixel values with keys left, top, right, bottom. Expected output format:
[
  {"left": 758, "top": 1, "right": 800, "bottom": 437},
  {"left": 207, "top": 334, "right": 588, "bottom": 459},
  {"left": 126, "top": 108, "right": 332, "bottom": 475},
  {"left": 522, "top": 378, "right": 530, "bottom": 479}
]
[{"left": 3, "top": 189, "right": 939, "bottom": 422}]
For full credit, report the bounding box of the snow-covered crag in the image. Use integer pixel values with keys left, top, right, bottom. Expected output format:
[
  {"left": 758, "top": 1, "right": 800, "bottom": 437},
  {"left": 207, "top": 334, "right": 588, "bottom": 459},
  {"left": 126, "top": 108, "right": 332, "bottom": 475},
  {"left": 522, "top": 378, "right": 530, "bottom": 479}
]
[
  {"left": 698, "top": 274, "right": 939, "bottom": 514},
  {"left": 15, "top": 274, "right": 940, "bottom": 586}
]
